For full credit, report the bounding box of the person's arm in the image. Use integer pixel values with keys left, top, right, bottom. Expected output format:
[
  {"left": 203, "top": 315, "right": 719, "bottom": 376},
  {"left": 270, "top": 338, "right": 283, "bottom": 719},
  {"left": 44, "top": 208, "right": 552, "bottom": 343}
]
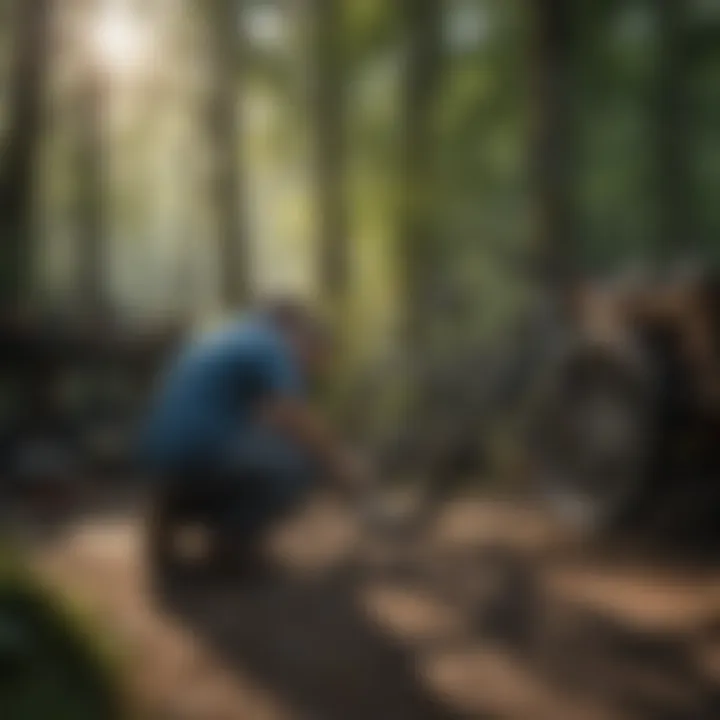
[{"left": 259, "top": 397, "right": 370, "bottom": 495}]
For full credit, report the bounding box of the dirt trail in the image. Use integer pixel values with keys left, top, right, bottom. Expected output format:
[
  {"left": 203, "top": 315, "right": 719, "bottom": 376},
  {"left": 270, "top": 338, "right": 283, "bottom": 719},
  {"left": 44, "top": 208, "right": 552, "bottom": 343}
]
[{"left": 31, "top": 496, "right": 720, "bottom": 720}]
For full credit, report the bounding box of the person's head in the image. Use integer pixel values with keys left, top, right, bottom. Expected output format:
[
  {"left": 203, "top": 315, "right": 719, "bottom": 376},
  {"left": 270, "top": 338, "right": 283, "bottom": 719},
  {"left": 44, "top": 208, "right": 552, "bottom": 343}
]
[{"left": 261, "top": 298, "right": 333, "bottom": 380}]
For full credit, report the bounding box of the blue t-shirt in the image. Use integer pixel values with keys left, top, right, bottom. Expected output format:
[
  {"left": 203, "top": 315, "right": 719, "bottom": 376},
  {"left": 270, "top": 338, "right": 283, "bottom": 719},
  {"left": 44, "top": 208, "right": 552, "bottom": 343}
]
[{"left": 140, "top": 317, "right": 303, "bottom": 471}]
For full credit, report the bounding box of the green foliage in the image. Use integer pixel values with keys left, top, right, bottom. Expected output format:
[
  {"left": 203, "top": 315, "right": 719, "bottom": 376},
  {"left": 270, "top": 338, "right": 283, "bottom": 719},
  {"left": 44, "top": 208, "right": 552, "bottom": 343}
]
[
  {"left": 0, "top": 556, "right": 124, "bottom": 720},
  {"left": 2, "top": 0, "right": 719, "bottom": 336}
]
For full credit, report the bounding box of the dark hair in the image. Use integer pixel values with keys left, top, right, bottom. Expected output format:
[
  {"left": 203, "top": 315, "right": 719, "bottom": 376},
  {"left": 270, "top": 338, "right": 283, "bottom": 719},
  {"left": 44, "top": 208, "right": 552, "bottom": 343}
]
[{"left": 260, "top": 298, "right": 332, "bottom": 347}]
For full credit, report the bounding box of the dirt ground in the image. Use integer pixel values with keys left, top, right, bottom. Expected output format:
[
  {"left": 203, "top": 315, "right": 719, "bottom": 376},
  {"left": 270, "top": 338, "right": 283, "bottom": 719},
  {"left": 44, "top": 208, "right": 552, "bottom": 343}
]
[{"left": 29, "top": 493, "right": 720, "bottom": 720}]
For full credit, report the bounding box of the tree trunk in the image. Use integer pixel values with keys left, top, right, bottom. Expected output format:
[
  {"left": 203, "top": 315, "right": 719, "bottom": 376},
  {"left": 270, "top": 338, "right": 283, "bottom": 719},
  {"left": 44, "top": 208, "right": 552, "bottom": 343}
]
[
  {"left": 401, "top": 0, "right": 443, "bottom": 346},
  {"left": 310, "top": 0, "right": 348, "bottom": 308},
  {"left": 74, "top": 67, "right": 108, "bottom": 316},
  {"left": 529, "top": 0, "right": 576, "bottom": 294},
  {"left": 207, "top": 0, "right": 248, "bottom": 309},
  {"left": 654, "top": 0, "right": 691, "bottom": 263},
  {"left": 0, "top": 0, "right": 54, "bottom": 312}
]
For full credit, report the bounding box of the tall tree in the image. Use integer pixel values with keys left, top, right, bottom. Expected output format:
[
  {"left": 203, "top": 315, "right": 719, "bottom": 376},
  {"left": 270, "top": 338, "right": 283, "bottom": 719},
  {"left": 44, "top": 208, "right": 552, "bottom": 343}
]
[
  {"left": 654, "top": 0, "right": 691, "bottom": 261},
  {"left": 401, "top": 0, "right": 443, "bottom": 345},
  {"left": 310, "top": 0, "right": 348, "bottom": 309},
  {"left": 74, "top": 54, "right": 108, "bottom": 315},
  {"left": 0, "top": 0, "right": 54, "bottom": 312},
  {"left": 529, "top": 0, "right": 576, "bottom": 292},
  {"left": 206, "top": 0, "right": 249, "bottom": 308}
]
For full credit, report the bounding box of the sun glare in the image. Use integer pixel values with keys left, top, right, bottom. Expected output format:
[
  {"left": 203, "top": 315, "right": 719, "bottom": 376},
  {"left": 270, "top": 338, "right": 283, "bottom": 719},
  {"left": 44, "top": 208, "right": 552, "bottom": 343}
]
[{"left": 93, "top": 4, "right": 148, "bottom": 73}]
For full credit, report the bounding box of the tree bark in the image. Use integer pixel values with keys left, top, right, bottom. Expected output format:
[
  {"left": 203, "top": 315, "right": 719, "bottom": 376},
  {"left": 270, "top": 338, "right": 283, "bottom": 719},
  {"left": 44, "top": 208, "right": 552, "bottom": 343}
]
[
  {"left": 654, "top": 0, "right": 692, "bottom": 263},
  {"left": 207, "top": 0, "right": 249, "bottom": 308},
  {"left": 74, "top": 67, "right": 108, "bottom": 315},
  {"left": 529, "top": 0, "right": 576, "bottom": 293},
  {"left": 0, "top": 0, "right": 54, "bottom": 312},
  {"left": 310, "top": 0, "right": 348, "bottom": 308},
  {"left": 401, "top": 0, "right": 443, "bottom": 345}
]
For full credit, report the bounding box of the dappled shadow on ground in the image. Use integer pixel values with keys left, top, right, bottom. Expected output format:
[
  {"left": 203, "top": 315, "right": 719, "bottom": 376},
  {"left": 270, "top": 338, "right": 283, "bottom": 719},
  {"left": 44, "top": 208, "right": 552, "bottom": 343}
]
[
  {"left": 31, "top": 495, "right": 720, "bottom": 720},
  {"left": 153, "top": 497, "right": 720, "bottom": 720},
  {"left": 158, "top": 564, "right": 476, "bottom": 720},
  {"left": 476, "top": 550, "right": 720, "bottom": 720},
  {"left": 378, "top": 528, "right": 720, "bottom": 720}
]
